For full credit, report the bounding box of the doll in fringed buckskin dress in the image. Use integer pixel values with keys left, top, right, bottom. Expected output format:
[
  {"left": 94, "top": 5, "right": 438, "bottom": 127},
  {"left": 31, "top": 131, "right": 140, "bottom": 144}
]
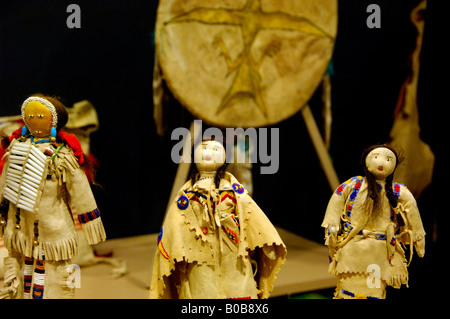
[
  {"left": 150, "top": 137, "right": 286, "bottom": 299},
  {"left": 322, "top": 145, "right": 425, "bottom": 299},
  {"left": 0, "top": 94, "right": 106, "bottom": 299}
]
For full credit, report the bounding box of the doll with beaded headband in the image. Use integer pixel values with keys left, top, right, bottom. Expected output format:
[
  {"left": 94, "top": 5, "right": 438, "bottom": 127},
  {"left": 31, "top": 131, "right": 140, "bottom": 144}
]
[
  {"left": 150, "top": 136, "right": 286, "bottom": 299},
  {"left": 321, "top": 144, "right": 425, "bottom": 299},
  {"left": 0, "top": 94, "right": 106, "bottom": 299}
]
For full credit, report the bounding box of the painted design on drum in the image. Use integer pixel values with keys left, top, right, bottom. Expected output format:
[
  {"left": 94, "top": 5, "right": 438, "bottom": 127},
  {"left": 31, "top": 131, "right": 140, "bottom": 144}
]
[{"left": 163, "top": 0, "right": 333, "bottom": 118}]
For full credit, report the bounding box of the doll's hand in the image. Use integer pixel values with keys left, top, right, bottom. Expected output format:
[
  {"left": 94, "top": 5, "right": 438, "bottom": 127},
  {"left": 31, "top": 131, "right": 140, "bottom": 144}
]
[
  {"left": 328, "top": 227, "right": 337, "bottom": 247},
  {"left": 327, "top": 227, "right": 338, "bottom": 258},
  {"left": 262, "top": 245, "right": 277, "bottom": 260},
  {"left": 414, "top": 236, "right": 425, "bottom": 258}
]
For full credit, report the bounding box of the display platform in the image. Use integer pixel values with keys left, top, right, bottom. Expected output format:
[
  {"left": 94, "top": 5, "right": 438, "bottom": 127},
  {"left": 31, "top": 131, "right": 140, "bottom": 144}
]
[{"left": 75, "top": 227, "right": 335, "bottom": 299}]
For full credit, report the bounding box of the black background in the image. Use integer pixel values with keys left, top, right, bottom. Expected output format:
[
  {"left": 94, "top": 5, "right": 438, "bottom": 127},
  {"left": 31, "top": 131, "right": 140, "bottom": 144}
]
[{"left": 0, "top": 0, "right": 446, "bottom": 300}]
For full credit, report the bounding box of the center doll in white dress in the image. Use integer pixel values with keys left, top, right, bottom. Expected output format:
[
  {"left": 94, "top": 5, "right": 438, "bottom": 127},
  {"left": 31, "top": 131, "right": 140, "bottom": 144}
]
[{"left": 150, "top": 137, "right": 286, "bottom": 299}]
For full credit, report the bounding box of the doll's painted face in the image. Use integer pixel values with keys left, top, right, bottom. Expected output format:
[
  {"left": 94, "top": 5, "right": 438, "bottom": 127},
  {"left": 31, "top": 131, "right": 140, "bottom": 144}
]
[
  {"left": 365, "top": 147, "right": 397, "bottom": 181},
  {"left": 23, "top": 101, "right": 53, "bottom": 138},
  {"left": 194, "top": 140, "right": 226, "bottom": 172}
]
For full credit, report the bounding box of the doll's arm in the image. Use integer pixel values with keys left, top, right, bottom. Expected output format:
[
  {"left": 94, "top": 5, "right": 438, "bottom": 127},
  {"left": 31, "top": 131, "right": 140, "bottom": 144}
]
[
  {"left": 66, "top": 166, "right": 106, "bottom": 245},
  {"left": 322, "top": 177, "right": 358, "bottom": 261},
  {"left": 322, "top": 177, "right": 356, "bottom": 237},
  {"left": 399, "top": 185, "right": 425, "bottom": 257},
  {"left": 322, "top": 192, "right": 345, "bottom": 238},
  {"left": 0, "top": 157, "right": 7, "bottom": 201},
  {"left": 322, "top": 191, "right": 345, "bottom": 261},
  {"left": 0, "top": 154, "right": 9, "bottom": 234}
]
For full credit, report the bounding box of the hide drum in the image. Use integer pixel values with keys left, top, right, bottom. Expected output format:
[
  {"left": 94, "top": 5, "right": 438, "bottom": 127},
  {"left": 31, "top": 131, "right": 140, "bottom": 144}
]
[{"left": 156, "top": 0, "right": 337, "bottom": 128}]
